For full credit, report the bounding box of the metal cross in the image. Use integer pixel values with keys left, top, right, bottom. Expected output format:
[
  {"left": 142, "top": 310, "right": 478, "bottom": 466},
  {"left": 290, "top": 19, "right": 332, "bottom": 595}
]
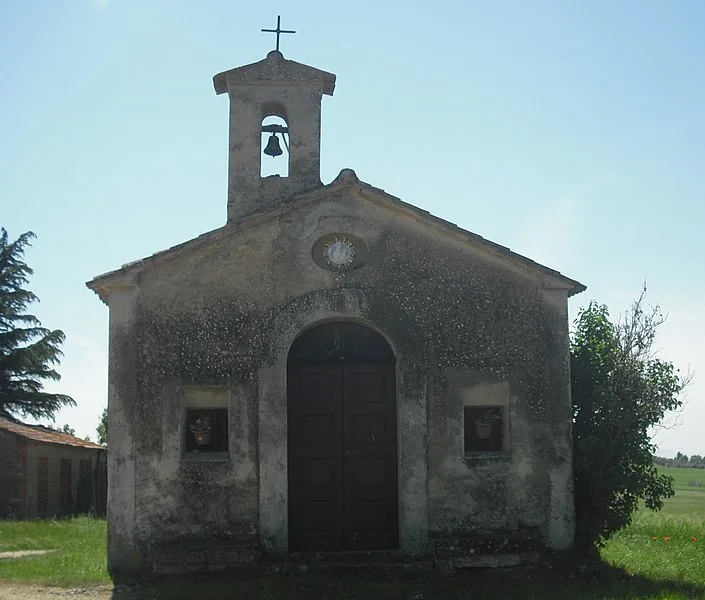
[{"left": 261, "top": 15, "right": 296, "bottom": 53}]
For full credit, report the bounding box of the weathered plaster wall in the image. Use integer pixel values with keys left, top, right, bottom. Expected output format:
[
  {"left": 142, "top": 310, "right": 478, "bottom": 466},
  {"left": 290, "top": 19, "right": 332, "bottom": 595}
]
[
  {"left": 107, "top": 289, "right": 140, "bottom": 572},
  {"left": 106, "top": 187, "right": 574, "bottom": 573}
]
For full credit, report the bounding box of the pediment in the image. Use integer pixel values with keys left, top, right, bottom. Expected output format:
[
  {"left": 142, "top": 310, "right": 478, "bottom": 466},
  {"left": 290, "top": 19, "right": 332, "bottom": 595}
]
[{"left": 87, "top": 169, "right": 585, "bottom": 304}]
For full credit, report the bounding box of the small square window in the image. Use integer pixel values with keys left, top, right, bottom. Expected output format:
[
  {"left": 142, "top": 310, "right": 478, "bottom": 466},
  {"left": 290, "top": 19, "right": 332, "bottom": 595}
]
[
  {"left": 185, "top": 408, "right": 228, "bottom": 453},
  {"left": 464, "top": 406, "right": 503, "bottom": 454}
]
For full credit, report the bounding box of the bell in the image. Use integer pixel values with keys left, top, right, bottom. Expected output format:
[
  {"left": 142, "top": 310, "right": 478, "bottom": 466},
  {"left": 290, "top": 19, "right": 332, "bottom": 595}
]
[{"left": 263, "top": 133, "right": 283, "bottom": 157}]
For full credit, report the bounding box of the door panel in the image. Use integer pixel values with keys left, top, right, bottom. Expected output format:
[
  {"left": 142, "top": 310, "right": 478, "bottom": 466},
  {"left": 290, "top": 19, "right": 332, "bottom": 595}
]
[
  {"left": 288, "top": 366, "right": 343, "bottom": 552},
  {"left": 288, "top": 363, "right": 398, "bottom": 552},
  {"left": 342, "top": 365, "right": 398, "bottom": 551}
]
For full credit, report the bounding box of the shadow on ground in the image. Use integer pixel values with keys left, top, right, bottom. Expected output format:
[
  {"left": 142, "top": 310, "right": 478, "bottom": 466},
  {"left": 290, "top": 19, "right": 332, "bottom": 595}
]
[{"left": 109, "top": 560, "right": 705, "bottom": 600}]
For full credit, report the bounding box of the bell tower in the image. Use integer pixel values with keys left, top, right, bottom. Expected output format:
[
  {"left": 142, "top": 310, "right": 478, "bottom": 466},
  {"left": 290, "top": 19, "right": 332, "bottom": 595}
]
[{"left": 213, "top": 43, "right": 336, "bottom": 223}]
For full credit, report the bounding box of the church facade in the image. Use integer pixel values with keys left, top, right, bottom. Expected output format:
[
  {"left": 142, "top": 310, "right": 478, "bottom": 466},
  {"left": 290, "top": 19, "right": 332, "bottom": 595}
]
[{"left": 88, "top": 50, "right": 585, "bottom": 575}]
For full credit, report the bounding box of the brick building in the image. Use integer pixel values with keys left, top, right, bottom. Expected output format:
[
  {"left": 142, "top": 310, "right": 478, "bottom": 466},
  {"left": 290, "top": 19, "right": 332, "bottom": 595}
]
[{"left": 0, "top": 418, "right": 106, "bottom": 519}]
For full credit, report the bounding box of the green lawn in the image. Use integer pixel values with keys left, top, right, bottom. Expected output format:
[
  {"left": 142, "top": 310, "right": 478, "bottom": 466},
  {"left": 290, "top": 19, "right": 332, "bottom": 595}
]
[
  {"left": 0, "top": 516, "right": 109, "bottom": 586},
  {"left": 600, "top": 466, "right": 705, "bottom": 594},
  {"left": 0, "top": 467, "right": 704, "bottom": 598}
]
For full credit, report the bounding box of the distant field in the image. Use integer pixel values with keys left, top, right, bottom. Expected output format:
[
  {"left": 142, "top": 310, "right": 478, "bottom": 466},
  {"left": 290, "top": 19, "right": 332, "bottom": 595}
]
[{"left": 658, "top": 466, "right": 705, "bottom": 515}]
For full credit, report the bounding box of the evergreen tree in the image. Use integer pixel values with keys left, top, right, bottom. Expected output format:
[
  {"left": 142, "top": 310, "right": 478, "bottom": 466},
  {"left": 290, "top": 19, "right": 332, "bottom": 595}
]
[
  {"left": 0, "top": 228, "right": 74, "bottom": 420},
  {"left": 96, "top": 406, "right": 107, "bottom": 445}
]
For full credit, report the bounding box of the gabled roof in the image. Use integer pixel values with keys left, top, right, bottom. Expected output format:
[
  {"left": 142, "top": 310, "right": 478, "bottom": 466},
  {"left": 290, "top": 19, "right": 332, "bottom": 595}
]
[
  {"left": 86, "top": 168, "right": 586, "bottom": 304},
  {"left": 213, "top": 50, "right": 336, "bottom": 96},
  {"left": 0, "top": 418, "right": 105, "bottom": 450}
]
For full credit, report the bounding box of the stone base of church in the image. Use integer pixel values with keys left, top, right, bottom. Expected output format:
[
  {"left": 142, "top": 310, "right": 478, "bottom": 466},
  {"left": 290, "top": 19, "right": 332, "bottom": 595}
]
[
  {"left": 434, "top": 551, "right": 540, "bottom": 570},
  {"left": 430, "top": 531, "right": 541, "bottom": 571},
  {"left": 151, "top": 533, "right": 542, "bottom": 575},
  {"left": 266, "top": 551, "right": 434, "bottom": 575},
  {"left": 151, "top": 536, "right": 261, "bottom": 575}
]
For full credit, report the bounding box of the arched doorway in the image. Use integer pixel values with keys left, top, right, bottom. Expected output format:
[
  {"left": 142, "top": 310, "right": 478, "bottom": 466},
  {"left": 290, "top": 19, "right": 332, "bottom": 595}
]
[{"left": 287, "top": 321, "right": 398, "bottom": 553}]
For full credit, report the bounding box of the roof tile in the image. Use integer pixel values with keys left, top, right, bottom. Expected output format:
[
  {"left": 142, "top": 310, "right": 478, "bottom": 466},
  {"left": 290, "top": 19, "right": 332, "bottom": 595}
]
[{"left": 0, "top": 418, "right": 105, "bottom": 449}]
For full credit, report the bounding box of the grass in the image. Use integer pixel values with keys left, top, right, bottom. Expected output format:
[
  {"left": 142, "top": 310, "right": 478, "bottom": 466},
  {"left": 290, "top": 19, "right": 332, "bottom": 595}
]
[
  {"left": 0, "top": 467, "right": 703, "bottom": 598},
  {"left": 600, "top": 466, "right": 705, "bottom": 593},
  {"left": 0, "top": 515, "right": 109, "bottom": 586}
]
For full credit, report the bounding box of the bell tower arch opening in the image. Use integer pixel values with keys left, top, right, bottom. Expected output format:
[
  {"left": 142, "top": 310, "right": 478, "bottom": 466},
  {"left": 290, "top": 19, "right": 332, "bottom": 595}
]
[{"left": 261, "top": 113, "right": 289, "bottom": 178}]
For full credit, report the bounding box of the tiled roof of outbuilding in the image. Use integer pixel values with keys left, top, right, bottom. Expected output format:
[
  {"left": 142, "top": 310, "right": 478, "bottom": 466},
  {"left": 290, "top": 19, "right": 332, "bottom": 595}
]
[{"left": 0, "top": 417, "right": 105, "bottom": 449}]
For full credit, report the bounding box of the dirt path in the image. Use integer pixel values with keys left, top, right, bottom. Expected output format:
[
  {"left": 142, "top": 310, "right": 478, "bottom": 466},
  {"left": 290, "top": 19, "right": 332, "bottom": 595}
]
[
  {"left": 0, "top": 551, "right": 56, "bottom": 560},
  {"left": 0, "top": 584, "right": 114, "bottom": 600}
]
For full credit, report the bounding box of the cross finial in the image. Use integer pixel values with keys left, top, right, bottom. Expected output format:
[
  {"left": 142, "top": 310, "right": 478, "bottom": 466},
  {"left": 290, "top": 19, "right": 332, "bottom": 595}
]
[{"left": 261, "top": 15, "right": 296, "bottom": 53}]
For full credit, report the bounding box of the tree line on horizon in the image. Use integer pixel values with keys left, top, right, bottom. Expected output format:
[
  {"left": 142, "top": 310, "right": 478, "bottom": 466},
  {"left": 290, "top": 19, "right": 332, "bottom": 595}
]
[{"left": 654, "top": 452, "right": 705, "bottom": 469}]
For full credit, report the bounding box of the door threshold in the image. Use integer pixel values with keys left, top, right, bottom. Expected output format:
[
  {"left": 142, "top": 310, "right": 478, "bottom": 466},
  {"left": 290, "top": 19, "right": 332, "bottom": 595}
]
[
  {"left": 288, "top": 549, "right": 406, "bottom": 563},
  {"left": 267, "top": 550, "right": 433, "bottom": 573}
]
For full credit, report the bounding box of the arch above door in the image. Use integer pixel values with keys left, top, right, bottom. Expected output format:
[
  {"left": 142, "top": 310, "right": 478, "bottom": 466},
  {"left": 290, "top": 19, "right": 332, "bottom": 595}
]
[{"left": 288, "top": 321, "right": 396, "bottom": 364}]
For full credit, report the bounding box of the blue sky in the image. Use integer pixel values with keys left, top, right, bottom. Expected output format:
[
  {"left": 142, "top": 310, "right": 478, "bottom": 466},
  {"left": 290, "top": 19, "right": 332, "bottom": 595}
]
[{"left": 1, "top": 1, "right": 703, "bottom": 456}]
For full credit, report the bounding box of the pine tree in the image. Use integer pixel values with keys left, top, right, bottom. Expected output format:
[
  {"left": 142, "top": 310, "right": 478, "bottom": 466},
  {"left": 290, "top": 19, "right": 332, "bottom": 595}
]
[
  {"left": 96, "top": 406, "right": 107, "bottom": 445},
  {"left": 0, "top": 228, "right": 75, "bottom": 420}
]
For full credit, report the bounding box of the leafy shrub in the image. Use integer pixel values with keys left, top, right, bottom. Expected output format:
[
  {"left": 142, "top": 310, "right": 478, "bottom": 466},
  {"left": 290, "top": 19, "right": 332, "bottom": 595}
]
[{"left": 571, "top": 289, "right": 689, "bottom": 554}]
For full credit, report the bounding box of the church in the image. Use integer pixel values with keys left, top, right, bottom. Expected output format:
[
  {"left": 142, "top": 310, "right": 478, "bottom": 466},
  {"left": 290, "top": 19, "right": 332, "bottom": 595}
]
[{"left": 88, "top": 37, "right": 585, "bottom": 575}]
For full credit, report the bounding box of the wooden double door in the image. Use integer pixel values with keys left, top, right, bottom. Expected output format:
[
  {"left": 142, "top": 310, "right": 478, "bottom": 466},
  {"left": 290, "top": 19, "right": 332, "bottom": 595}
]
[{"left": 287, "top": 362, "right": 398, "bottom": 552}]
